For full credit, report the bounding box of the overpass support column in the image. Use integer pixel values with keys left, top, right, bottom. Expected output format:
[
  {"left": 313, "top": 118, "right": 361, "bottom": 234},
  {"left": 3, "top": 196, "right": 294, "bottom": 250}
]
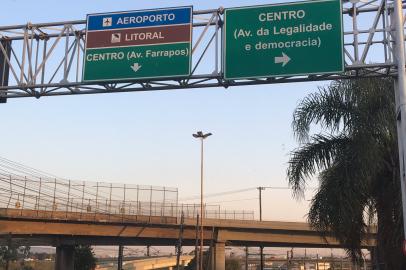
[
  {"left": 211, "top": 242, "right": 225, "bottom": 270},
  {"left": 55, "top": 245, "right": 75, "bottom": 270}
]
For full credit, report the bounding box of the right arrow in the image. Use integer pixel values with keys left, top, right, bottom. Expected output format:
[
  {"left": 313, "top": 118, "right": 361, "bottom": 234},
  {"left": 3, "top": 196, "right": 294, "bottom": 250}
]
[{"left": 275, "top": 52, "right": 291, "bottom": 67}]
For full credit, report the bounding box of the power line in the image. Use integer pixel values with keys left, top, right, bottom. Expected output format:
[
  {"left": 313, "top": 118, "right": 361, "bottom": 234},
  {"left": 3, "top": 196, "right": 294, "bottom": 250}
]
[
  {"left": 179, "top": 187, "right": 256, "bottom": 201},
  {"left": 180, "top": 186, "right": 318, "bottom": 202},
  {"left": 201, "top": 197, "right": 259, "bottom": 204}
]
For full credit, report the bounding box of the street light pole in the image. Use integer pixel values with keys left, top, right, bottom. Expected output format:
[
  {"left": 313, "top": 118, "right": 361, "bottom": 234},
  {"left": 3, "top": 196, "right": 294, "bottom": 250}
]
[
  {"left": 193, "top": 131, "right": 212, "bottom": 270},
  {"left": 257, "top": 187, "right": 265, "bottom": 270}
]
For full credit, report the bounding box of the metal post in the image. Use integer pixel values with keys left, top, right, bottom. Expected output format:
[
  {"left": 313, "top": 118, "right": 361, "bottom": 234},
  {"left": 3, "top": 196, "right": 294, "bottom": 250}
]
[
  {"left": 122, "top": 184, "right": 126, "bottom": 220},
  {"left": 109, "top": 183, "right": 112, "bottom": 220},
  {"left": 245, "top": 247, "right": 249, "bottom": 270},
  {"left": 136, "top": 185, "right": 140, "bottom": 216},
  {"left": 163, "top": 186, "right": 166, "bottom": 217},
  {"left": 193, "top": 131, "right": 212, "bottom": 270},
  {"left": 117, "top": 245, "right": 124, "bottom": 270},
  {"left": 149, "top": 186, "right": 153, "bottom": 217},
  {"left": 52, "top": 179, "right": 57, "bottom": 215},
  {"left": 37, "top": 177, "right": 42, "bottom": 215},
  {"left": 176, "top": 213, "right": 185, "bottom": 270},
  {"left": 0, "top": 39, "right": 11, "bottom": 103},
  {"left": 80, "top": 181, "right": 85, "bottom": 219},
  {"left": 195, "top": 214, "right": 200, "bottom": 270},
  {"left": 21, "top": 176, "right": 27, "bottom": 214},
  {"left": 200, "top": 137, "right": 204, "bottom": 270},
  {"left": 176, "top": 188, "right": 179, "bottom": 219},
  {"left": 393, "top": 0, "right": 406, "bottom": 253},
  {"left": 66, "top": 180, "right": 71, "bottom": 218},
  {"left": 258, "top": 187, "right": 265, "bottom": 270},
  {"left": 304, "top": 249, "right": 307, "bottom": 270},
  {"left": 352, "top": 3, "right": 360, "bottom": 63}
]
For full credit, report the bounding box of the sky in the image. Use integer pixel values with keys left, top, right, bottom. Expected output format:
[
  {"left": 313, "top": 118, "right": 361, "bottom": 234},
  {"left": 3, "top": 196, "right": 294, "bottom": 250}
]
[{"left": 0, "top": 0, "right": 377, "bottom": 222}]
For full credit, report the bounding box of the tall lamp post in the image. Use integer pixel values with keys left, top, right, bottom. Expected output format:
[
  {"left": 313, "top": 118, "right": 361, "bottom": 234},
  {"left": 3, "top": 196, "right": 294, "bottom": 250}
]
[{"left": 193, "top": 131, "right": 212, "bottom": 270}]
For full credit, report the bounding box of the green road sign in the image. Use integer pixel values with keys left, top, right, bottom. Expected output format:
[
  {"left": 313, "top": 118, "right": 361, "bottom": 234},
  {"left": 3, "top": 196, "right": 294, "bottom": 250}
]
[
  {"left": 83, "top": 7, "right": 192, "bottom": 82},
  {"left": 224, "top": 0, "right": 344, "bottom": 80},
  {"left": 84, "top": 43, "right": 191, "bottom": 81}
]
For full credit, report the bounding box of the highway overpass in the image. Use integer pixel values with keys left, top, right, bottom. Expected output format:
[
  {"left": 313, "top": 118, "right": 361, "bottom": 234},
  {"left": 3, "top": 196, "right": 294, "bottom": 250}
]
[{"left": 0, "top": 208, "right": 376, "bottom": 270}]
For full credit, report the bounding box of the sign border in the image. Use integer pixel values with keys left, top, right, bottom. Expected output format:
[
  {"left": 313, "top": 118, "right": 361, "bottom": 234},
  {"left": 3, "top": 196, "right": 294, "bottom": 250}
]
[
  {"left": 222, "top": 0, "right": 344, "bottom": 80},
  {"left": 82, "top": 6, "right": 193, "bottom": 83}
]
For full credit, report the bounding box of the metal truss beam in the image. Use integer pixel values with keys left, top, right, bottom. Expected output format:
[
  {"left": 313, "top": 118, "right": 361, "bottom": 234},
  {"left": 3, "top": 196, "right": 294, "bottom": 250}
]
[{"left": 0, "top": 1, "right": 404, "bottom": 99}]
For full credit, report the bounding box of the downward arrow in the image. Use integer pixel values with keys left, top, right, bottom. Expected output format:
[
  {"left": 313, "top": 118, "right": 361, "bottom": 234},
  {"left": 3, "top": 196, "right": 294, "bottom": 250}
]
[
  {"left": 275, "top": 52, "right": 291, "bottom": 67},
  {"left": 131, "top": 63, "right": 142, "bottom": 72}
]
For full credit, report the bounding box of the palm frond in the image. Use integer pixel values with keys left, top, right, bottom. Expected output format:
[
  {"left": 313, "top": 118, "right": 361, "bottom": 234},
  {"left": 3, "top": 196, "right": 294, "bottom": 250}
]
[
  {"left": 292, "top": 80, "right": 356, "bottom": 142},
  {"left": 287, "top": 134, "right": 350, "bottom": 198},
  {"left": 308, "top": 160, "right": 370, "bottom": 262}
]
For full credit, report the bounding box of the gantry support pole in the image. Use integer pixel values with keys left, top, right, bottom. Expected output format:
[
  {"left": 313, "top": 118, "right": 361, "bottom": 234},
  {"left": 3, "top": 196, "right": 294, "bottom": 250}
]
[{"left": 393, "top": 0, "right": 406, "bottom": 253}]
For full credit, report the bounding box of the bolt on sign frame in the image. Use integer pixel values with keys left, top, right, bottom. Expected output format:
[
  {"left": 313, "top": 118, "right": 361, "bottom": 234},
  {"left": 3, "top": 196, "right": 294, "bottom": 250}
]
[{"left": 1, "top": 0, "right": 406, "bottom": 248}]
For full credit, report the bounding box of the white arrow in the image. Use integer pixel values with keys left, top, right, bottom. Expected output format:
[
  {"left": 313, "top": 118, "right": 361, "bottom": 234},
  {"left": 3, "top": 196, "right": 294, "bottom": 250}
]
[
  {"left": 274, "top": 52, "right": 291, "bottom": 67},
  {"left": 131, "top": 63, "right": 142, "bottom": 72}
]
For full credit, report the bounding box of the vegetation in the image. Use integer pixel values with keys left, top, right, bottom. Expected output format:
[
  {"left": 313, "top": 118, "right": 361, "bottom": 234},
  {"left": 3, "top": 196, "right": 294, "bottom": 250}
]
[
  {"left": 225, "top": 257, "right": 241, "bottom": 270},
  {"left": 74, "top": 245, "right": 97, "bottom": 270},
  {"left": 0, "top": 239, "right": 30, "bottom": 270},
  {"left": 184, "top": 252, "right": 207, "bottom": 270},
  {"left": 185, "top": 252, "right": 242, "bottom": 270},
  {"left": 0, "top": 261, "right": 53, "bottom": 270},
  {"left": 287, "top": 77, "right": 406, "bottom": 268}
]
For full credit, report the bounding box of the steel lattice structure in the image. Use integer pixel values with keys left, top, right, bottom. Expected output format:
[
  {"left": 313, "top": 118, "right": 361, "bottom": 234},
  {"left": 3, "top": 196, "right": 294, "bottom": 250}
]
[{"left": 0, "top": 0, "right": 404, "bottom": 99}]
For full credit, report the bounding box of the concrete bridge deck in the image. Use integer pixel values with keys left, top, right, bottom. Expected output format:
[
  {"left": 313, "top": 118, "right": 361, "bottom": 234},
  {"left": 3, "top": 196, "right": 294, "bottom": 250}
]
[
  {"left": 0, "top": 208, "right": 376, "bottom": 270},
  {"left": 0, "top": 208, "right": 375, "bottom": 248}
]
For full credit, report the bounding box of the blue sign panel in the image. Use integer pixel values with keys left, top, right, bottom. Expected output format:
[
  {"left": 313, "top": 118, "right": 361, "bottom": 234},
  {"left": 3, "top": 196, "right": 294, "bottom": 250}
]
[{"left": 87, "top": 7, "right": 192, "bottom": 31}]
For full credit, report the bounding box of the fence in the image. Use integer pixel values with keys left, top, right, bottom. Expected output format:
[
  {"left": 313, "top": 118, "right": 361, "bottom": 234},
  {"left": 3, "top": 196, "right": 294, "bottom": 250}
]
[
  {"left": 0, "top": 172, "right": 254, "bottom": 221},
  {"left": 246, "top": 257, "right": 371, "bottom": 270}
]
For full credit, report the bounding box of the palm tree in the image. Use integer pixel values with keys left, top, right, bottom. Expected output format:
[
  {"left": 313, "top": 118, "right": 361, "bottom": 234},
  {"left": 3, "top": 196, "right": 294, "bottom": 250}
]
[{"left": 287, "top": 77, "right": 406, "bottom": 269}]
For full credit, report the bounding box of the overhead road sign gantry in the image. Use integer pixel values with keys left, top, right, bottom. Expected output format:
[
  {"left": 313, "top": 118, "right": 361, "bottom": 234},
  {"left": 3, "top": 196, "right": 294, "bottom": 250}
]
[
  {"left": 223, "top": 0, "right": 344, "bottom": 80},
  {"left": 83, "top": 6, "right": 193, "bottom": 82},
  {"left": 0, "top": 2, "right": 400, "bottom": 99}
]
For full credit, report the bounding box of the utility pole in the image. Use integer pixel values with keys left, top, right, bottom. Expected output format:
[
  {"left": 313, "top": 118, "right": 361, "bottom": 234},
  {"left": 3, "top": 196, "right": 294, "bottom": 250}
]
[{"left": 257, "top": 187, "right": 265, "bottom": 270}]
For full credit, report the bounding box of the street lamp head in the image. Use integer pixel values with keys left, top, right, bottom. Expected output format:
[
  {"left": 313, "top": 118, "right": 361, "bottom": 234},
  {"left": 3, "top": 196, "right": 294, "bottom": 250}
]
[
  {"left": 193, "top": 131, "right": 212, "bottom": 139},
  {"left": 202, "top": 133, "right": 212, "bottom": 139}
]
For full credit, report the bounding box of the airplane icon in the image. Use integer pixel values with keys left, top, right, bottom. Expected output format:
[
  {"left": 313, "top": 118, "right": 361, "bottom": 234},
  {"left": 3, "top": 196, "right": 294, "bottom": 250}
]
[{"left": 102, "top": 17, "right": 112, "bottom": 27}]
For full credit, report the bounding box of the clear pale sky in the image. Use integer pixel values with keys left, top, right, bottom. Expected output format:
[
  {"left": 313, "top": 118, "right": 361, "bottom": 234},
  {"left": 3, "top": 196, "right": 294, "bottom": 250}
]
[{"left": 0, "top": 0, "right": 338, "bottom": 222}]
